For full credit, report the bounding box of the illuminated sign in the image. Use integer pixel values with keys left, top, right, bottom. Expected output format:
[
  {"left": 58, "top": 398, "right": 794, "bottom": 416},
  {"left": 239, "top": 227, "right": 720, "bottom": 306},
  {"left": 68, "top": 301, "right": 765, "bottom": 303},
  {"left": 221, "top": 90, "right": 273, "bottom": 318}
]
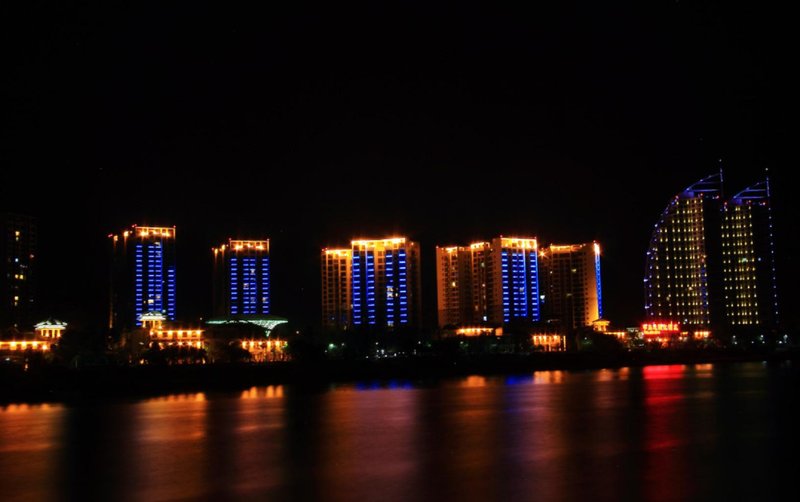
[{"left": 641, "top": 321, "right": 681, "bottom": 335}]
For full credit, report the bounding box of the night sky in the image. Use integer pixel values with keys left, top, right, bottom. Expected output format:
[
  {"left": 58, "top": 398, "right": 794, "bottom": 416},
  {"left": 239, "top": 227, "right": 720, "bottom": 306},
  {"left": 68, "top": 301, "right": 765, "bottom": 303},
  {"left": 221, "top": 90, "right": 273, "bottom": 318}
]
[{"left": 3, "top": 2, "right": 795, "bottom": 330}]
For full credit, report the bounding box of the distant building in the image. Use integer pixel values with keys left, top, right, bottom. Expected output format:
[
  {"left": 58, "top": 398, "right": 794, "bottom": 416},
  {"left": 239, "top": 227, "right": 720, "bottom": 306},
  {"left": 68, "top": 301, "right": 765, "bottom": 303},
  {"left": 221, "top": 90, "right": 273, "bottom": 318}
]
[
  {"left": 212, "top": 239, "right": 271, "bottom": 317},
  {"left": 435, "top": 242, "right": 490, "bottom": 326},
  {"left": 34, "top": 319, "right": 67, "bottom": 339},
  {"left": 206, "top": 315, "right": 289, "bottom": 362},
  {"left": 721, "top": 181, "right": 779, "bottom": 330},
  {"left": 321, "top": 237, "right": 421, "bottom": 329},
  {"left": 109, "top": 225, "right": 177, "bottom": 329},
  {"left": 0, "top": 318, "right": 65, "bottom": 355},
  {"left": 435, "top": 237, "right": 539, "bottom": 327},
  {"left": 143, "top": 314, "right": 205, "bottom": 350},
  {"left": 490, "top": 237, "right": 541, "bottom": 325},
  {"left": 0, "top": 213, "right": 36, "bottom": 330},
  {"left": 644, "top": 172, "right": 779, "bottom": 336},
  {"left": 644, "top": 173, "right": 722, "bottom": 327},
  {"left": 539, "top": 242, "right": 603, "bottom": 330},
  {"left": 321, "top": 248, "right": 352, "bottom": 330}
]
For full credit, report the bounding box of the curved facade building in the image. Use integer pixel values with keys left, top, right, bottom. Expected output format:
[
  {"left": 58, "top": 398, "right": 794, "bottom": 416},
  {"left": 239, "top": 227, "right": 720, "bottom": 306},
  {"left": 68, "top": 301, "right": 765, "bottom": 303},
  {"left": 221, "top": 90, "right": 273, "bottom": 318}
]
[
  {"left": 644, "top": 171, "right": 779, "bottom": 335},
  {"left": 721, "top": 180, "right": 779, "bottom": 329}
]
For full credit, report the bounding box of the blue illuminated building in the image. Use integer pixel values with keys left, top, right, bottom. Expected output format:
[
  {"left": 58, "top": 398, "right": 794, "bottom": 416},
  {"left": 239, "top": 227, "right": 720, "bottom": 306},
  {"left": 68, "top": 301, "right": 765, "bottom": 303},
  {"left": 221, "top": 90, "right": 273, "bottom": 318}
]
[
  {"left": 109, "top": 225, "right": 177, "bottom": 329},
  {"left": 323, "top": 237, "right": 421, "bottom": 330},
  {"left": 492, "top": 237, "right": 540, "bottom": 324},
  {"left": 213, "top": 239, "right": 271, "bottom": 318}
]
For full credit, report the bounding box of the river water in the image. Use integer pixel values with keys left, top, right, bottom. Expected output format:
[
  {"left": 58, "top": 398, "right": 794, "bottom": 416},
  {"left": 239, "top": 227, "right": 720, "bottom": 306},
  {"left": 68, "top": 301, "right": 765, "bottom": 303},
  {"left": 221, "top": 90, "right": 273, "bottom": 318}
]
[{"left": 1, "top": 362, "right": 798, "bottom": 501}]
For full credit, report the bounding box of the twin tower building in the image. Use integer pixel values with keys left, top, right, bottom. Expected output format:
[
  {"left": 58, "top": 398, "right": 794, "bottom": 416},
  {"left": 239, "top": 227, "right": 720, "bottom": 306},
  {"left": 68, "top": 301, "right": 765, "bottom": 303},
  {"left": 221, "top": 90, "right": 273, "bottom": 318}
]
[{"left": 107, "top": 227, "right": 602, "bottom": 332}]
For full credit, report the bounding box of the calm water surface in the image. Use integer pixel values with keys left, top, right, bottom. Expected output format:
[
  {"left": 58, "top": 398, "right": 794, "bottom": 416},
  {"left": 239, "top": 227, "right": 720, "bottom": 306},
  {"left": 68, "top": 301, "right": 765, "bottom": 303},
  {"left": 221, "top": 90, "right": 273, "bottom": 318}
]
[{"left": 2, "top": 362, "right": 799, "bottom": 501}]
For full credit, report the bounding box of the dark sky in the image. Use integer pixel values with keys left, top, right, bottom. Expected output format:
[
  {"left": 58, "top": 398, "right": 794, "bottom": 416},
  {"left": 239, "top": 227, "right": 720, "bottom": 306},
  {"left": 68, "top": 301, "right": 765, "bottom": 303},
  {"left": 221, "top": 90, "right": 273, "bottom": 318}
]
[{"left": 3, "top": 1, "right": 796, "bottom": 329}]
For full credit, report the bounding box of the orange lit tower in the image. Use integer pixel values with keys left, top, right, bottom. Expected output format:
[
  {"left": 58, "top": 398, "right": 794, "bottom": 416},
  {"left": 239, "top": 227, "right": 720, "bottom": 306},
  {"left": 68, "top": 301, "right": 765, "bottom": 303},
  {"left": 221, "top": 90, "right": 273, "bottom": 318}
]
[
  {"left": 539, "top": 242, "right": 603, "bottom": 329},
  {"left": 213, "top": 239, "right": 271, "bottom": 317},
  {"left": 109, "top": 225, "right": 176, "bottom": 329},
  {"left": 321, "top": 248, "right": 352, "bottom": 330},
  {"left": 435, "top": 242, "right": 490, "bottom": 326}
]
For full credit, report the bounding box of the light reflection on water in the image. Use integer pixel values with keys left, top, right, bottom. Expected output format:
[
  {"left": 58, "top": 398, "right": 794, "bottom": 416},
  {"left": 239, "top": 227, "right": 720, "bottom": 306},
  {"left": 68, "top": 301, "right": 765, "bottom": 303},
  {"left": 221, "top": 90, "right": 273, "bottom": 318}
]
[{"left": 1, "top": 362, "right": 797, "bottom": 501}]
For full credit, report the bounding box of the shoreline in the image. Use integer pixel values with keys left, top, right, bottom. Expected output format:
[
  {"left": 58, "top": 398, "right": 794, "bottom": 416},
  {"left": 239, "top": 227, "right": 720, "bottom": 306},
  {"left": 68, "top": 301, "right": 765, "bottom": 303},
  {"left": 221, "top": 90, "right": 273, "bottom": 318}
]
[{"left": 2, "top": 349, "right": 798, "bottom": 405}]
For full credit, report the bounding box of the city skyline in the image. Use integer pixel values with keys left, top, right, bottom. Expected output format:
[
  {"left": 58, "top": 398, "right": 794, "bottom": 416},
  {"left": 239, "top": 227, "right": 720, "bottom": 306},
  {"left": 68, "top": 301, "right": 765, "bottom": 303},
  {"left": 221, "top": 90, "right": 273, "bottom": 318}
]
[
  {"left": 3, "top": 3, "right": 795, "bottom": 331},
  {"left": 3, "top": 3, "right": 797, "bottom": 500},
  {"left": 3, "top": 182, "right": 788, "bottom": 335}
]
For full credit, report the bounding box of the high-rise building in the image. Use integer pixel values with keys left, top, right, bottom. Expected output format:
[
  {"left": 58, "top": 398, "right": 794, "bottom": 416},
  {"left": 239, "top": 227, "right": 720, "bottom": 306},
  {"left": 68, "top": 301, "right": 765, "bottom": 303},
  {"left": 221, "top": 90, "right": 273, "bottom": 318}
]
[
  {"left": 539, "top": 242, "right": 603, "bottom": 330},
  {"left": 490, "top": 237, "right": 541, "bottom": 325},
  {"left": 212, "top": 239, "right": 270, "bottom": 317},
  {"left": 644, "top": 172, "right": 779, "bottom": 335},
  {"left": 721, "top": 180, "right": 779, "bottom": 329},
  {"left": 435, "top": 237, "right": 539, "bottom": 327},
  {"left": 109, "top": 225, "right": 176, "bottom": 329},
  {"left": 644, "top": 173, "right": 722, "bottom": 327},
  {"left": 1, "top": 213, "right": 36, "bottom": 330},
  {"left": 436, "top": 246, "right": 462, "bottom": 327},
  {"left": 321, "top": 248, "right": 351, "bottom": 330},
  {"left": 320, "top": 237, "right": 421, "bottom": 329},
  {"left": 435, "top": 242, "right": 490, "bottom": 326}
]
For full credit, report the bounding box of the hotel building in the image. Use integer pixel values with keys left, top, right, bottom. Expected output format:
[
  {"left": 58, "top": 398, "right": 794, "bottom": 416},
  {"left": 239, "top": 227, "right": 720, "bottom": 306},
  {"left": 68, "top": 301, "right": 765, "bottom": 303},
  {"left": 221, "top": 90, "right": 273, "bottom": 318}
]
[
  {"left": 212, "top": 239, "right": 271, "bottom": 317},
  {"left": 435, "top": 242, "right": 490, "bottom": 326},
  {"left": 435, "top": 237, "right": 540, "bottom": 327},
  {"left": 109, "top": 225, "right": 177, "bottom": 329},
  {"left": 644, "top": 172, "right": 779, "bottom": 335},
  {"left": 321, "top": 248, "right": 352, "bottom": 330},
  {"left": 539, "top": 242, "right": 603, "bottom": 329},
  {"left": 321, "top": 237, "right": 421, "bottom": 329},
  {"left": 721, "top": 180, "right": 779, "bottom": 330}
]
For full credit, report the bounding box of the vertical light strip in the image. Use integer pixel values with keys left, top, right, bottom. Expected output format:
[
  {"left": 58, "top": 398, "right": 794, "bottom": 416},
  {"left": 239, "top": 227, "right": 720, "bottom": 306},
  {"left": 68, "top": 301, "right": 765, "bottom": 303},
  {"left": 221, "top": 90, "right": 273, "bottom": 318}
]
[
  {"left": 135, "top": 243, "right": 143, "bottom": 326},
  {"left": 229, "top": 256, "right": 239, "bottom": 315},
  {"left": 366, "top": 251, "right": 375, "bottom": 325},
  {"left": 398, "top": 249, "right": 408, "bottom": 324},
  {"left": 594, "top": 243, "right": 603, "bottom": 319},
  {"left": 352, "top": 252, "right": 362, "bottom": 325}
]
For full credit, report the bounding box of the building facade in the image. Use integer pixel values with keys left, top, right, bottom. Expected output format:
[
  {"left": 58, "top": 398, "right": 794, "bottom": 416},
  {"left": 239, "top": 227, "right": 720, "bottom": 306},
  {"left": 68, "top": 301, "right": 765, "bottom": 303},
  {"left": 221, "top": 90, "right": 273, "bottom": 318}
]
[
  {"left": 109, "top": 225, "right": 177, "bottom": 329},
  {"left": 644, "top": 172, "right": 779, "bottom": 336},
  {"left": 321, "top": 237, "right": 421, "bottom": 329},
  {"left": 435, "top": 242, "right": 490, "bottom": 326},
  {"left": 539, "top": 242, "right": 603, "bottom": 330},
  {"left": 212, "top": 239, "right": 270, "bottom": 317},
  {"left": 0, "top": 213, "right": 36, "bottom": 330},
  {"left": 490, "top": 237, "right": 540, "bottom": 325},
  {"left": 644, "top": 173, "right": 721, "bottom": 327},
  {"left": 435, "top": 237, "right": 539, "bottom": 327},
  {"left": 721, "top": 180, "right": 779, "bottom": 330},
  {"left": 321, "top": 248, "right": 352, "bottom": 330}
]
